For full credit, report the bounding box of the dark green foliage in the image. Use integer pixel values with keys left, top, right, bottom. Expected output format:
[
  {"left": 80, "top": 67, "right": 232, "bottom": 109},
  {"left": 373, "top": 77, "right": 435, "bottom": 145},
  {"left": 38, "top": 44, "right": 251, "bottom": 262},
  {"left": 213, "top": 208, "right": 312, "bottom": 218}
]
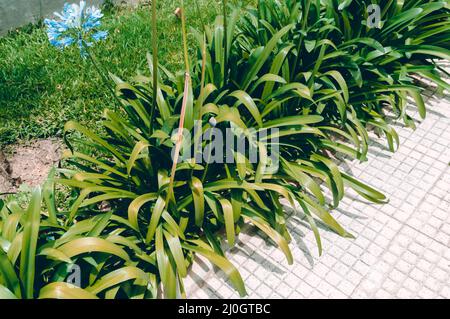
[{"left": 0, "top": 0, "right": 448, "bottom": 299}]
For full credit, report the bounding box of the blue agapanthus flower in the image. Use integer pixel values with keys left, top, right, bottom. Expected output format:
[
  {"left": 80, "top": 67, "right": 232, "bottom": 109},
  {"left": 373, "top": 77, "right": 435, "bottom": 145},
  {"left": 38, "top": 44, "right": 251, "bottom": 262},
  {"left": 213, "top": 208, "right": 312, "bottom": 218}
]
[{"left": 44, "top": 1, "right": 108, "bottom": 57}]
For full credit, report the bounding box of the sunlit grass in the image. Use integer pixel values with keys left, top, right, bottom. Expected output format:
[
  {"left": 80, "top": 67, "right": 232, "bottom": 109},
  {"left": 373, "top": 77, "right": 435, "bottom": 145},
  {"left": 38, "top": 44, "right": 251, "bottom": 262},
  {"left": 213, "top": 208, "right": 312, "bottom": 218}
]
[{"left": 0, "top": 0, "right": 252, "bottom": 147}]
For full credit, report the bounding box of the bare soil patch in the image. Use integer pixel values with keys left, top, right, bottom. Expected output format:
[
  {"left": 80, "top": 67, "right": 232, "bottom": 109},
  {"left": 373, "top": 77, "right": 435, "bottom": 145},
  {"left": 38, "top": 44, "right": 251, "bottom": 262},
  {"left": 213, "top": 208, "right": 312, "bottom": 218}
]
[{"left": 0, "top": 139, "right": 62, "bottom": 193}]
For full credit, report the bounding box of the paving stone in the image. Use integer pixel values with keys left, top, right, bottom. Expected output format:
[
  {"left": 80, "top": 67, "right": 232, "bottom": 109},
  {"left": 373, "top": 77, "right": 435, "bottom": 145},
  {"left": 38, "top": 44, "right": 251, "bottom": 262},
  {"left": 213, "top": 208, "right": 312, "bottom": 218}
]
[{"left": 185, "top": 82, "right": 450, "bottom": 299}]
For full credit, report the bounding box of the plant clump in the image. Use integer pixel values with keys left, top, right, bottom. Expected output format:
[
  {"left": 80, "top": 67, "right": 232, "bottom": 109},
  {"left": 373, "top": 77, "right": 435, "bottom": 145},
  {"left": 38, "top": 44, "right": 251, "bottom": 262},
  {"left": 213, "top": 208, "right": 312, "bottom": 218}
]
[{"left": 0, "top": 0, "right": 449, "bottom": 299}]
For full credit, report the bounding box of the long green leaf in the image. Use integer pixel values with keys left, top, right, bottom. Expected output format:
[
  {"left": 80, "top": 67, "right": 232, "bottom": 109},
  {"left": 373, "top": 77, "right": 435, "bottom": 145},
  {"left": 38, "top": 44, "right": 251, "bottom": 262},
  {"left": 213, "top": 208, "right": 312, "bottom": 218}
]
[{"left": 20, "top": 187, "right": 42, "bottom": 299}]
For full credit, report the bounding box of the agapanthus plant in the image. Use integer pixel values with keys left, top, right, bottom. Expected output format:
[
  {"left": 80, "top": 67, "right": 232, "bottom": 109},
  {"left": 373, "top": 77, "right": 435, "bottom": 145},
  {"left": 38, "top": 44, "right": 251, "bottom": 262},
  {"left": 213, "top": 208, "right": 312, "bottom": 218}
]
[{"left": 44, "top": 1, "right": 108, "bottom": 57}]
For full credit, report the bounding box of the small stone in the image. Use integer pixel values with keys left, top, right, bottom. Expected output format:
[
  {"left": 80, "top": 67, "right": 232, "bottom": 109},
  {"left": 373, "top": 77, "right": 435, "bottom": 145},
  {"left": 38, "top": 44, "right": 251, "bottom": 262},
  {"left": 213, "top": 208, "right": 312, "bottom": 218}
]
[{"left": 209, "top": 117, "right": 217, "bottom": 127}]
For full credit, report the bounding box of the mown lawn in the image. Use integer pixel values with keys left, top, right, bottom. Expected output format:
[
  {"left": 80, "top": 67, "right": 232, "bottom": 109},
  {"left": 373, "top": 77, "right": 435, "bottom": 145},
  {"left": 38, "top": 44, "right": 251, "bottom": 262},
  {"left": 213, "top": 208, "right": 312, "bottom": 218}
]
[{"left": 0, "top": 0, "right": 252, "bottom": 147}]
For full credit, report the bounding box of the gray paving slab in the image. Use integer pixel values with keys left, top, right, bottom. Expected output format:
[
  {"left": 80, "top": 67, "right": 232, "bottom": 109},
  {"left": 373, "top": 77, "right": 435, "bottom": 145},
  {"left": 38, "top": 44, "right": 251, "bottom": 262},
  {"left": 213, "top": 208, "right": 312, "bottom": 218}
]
[{"left": 184, "top": 75, "right": 450, "bottom": 299}]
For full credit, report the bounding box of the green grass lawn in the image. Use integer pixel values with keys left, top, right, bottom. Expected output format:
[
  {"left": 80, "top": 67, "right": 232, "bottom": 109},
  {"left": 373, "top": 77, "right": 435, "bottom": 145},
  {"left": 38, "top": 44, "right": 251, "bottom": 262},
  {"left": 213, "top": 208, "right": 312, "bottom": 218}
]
[{"left": 0, "top": 0, "right": 252, "bottom": 147}]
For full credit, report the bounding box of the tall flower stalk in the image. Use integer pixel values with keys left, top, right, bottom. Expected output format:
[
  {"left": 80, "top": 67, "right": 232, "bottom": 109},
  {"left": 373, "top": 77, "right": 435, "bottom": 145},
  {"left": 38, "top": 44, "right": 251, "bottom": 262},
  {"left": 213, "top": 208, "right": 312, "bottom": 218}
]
[
  {"left": 223, "top": 0, "right": 228, "bottom": 81},
  {"left": 83, "top": 44, "right": 119, "bottom": 103},
  {"left": 149, "top": 0, "right": 158, "bottom": 134},
  {"left": 166, "top": 1, "right": 192, "bottom": 204}
]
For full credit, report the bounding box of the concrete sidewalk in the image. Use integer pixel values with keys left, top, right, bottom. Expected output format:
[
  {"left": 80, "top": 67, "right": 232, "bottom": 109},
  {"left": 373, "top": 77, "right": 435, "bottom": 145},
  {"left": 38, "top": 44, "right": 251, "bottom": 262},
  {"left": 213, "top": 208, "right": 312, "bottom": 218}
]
[{"left": 185, "top": 74, "right": 450, "bottom": 299}]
